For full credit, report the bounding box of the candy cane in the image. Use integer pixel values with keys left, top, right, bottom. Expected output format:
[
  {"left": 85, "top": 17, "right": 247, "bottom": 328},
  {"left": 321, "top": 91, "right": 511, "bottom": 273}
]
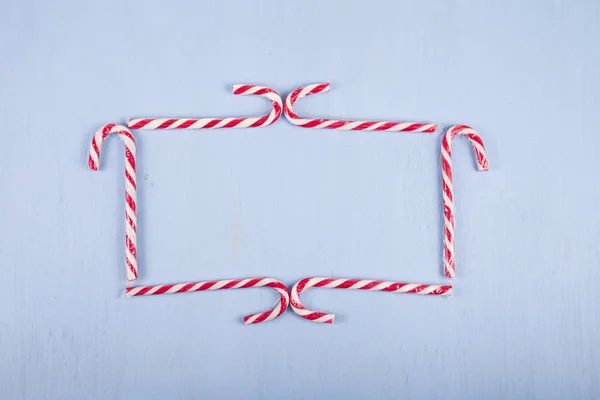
[
  {"left": 291, "top": 277, "right": 452, "bottom": 323},
  {"left": 441, "top": 125, "right": 489, "bottom": 279},
  {"left": 128, "top": 85, "right": 282, "bottom": 130},
  {"left": 88, "top": 123, "right": 138, "bottom": 282},
  {"left": 126, "top": 277, "right": 289, "bottom": 324},
  {"left": 284, "top": 83, "right": 437, "bottom": 133}
]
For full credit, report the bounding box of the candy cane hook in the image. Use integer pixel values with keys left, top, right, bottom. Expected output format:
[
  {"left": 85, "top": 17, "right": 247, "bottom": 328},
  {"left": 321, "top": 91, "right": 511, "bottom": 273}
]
[
  {"left": 284, "top": 83, "right": 437, "bottom": 133},
  {"left": 126, "top": 277, "right": 289, "bottom": 324},
  {"left": 88, "top": 123, "right": 138, "bottom": 282},
  {"left": 441, "top": 125, "right": 488, "bottom": 279},
  {"left": 128, "top": 85, "right": 282, "bottom": 130},
  {"left": 291, "top": 277, "right": 452, "bottom": 324}
]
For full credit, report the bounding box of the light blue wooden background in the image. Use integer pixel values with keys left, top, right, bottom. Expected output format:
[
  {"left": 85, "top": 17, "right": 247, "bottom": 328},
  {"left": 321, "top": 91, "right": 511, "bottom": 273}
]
[{"left": 1, "top": 0, "right": 599, "bottom": 399}]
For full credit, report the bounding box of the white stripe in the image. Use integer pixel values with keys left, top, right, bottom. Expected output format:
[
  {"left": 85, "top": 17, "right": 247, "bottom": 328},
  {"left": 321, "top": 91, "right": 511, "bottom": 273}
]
[
  {"left": 306, "top": 277, "right": 326, "bottom": 288},
  {"left": 387, "top": 123, "right": 412, "bottom": 131},
  {"left": 314, "top": 314, "right": 334, "bottom": 323},
  {"left": 210, "top": 280, "right": 232, "bottom": 290},
  {"left": 325, "top": 278, "right": 347, "bottom": 288},
  {"left": 146, "top": 286, "right": 163, "bottom": 295},
  {"left": 349, "top": 280, "right": 372, "bottom": 289},
  {"left": 232, "top": 278, "right": 252, "bottom": 288},
  {"left": 167, "top": 284, "right": 186, "bottom": 293},
  {"left": 370, "top": 282, "right": 390, "bottom": 291},
  {"left": 397, "top": 284, "right": 418, "bottom": 293}
]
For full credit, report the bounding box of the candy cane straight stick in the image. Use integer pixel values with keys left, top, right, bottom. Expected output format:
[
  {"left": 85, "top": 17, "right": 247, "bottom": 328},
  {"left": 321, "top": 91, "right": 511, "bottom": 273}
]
[
  {"left": 441, "top": 125, "right": 488, "bottom": 279},
  {"left": 128, "top": 85, "right": 282, "bottom": 130},
  {"left": 284, "top": 83, "right": 437, "bottom": 132},
  {"left": 291, "top": 277, "right": 452, "bottom": 324},
  {"left": 88, "top": 123, "right": 138, "bottom": 282},
  {"left": 126, "top": 277, "right": 290, "bottom": 324}
]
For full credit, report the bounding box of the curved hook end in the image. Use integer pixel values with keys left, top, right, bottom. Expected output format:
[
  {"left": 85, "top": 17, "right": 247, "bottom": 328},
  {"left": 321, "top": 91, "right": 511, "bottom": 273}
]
[
  {"left": 317, "top": 82, "right": 331, "bottom": 93},
  {"left": 88, "top": 158, "right": 99, "bottom": 171},
  {"left": 447, "top": 124, "right": 489, "bottom": 172},
  {"left": 232, "top": 84, "right": 250, "bottom": 94}
]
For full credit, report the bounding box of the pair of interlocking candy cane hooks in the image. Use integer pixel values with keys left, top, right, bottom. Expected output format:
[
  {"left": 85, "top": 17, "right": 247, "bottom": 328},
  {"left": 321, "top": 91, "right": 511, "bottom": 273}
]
[{"left": 89, "top": 83, "right": 488, "bottom": 324}]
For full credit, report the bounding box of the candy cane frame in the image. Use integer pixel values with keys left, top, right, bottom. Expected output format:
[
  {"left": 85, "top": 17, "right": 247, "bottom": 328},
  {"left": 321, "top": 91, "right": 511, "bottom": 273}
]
[
  {"left": 126, "top": 277, "right": 289, "bottom": 324},
  {"left": 128, "top": 85, "right": 282, "bottom": 129},
  {"left": 284, "top": 83, "right": 437, "bottom": 132},
  {"left": 88, "top": 124, "right": 138, "bottom": 281},
  {"left": 291, "top": 277, "right": 452, "bottom": 323},
  {"left": 441, "top": 125, "right": 489, "bottom": 278}
]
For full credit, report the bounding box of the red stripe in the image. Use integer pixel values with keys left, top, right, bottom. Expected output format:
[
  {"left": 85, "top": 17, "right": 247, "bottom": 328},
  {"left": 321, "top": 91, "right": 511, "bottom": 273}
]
[
  {"left": 125, "top": 191, "right": 136, "bottom": 214},
  {"left": 131, "top": 286, "right": 151, "bottom": 295},
  {"left": 353, "top": 122, "right": 376, "bottom": 130},
  {"left": 255, "top": 310, "right": 270, "bottom": 323},
  {"left": 153, "top": 285, "right": 174, "bottom": 295},
  {"left": 126, "top": 215, "right": 136, "bottom": 235},
  {"left": 313, "top": 278, "right": 335, "bottom": 288},
  {"left": 129, "top": 119, "right": 152, "bottom": 129},
  {"left": 443, "top": 204, "right": 454, "bottom": 226},
  {"left": 250, "top": 87, "right": 269, "bottom": 96},
  {"left": 203, "top": 119, "right": 223, "bottom": 129},
  {"left": 233, "top": 84, "right": 253, "bottom": 94},
  {"left": 124, "top": 148, "right": 136, "bottom": 172},
  {"left": 249, "top": 115, "right": 268, "bottom": 127},
  {"left": 357, "top": 281, "right": 383, "bottom": 290},
  {"left": 312, "top": 83, "right": 329, "bottom": 94},
  {"left": 126, "top": 258, "right": 137, "bottom": 279},
  {"left": 402, "top": 123, "right": 426, "bottom": 132},
  {"left": 220, "top": 280, "right": 241, "bottom": 289},
  {"left": 158, "top": 119, "right": 177, "bottom": 129},
  {"left": 380, "top": 282, "right": 406, "bottom": 292},
  {"left": 435, "top": 286, "right": 452, "bottom": 295},
  {"left": 179, "top": 283, "right": 197, "bottom": 292},
  {"left": 301, "top": 119, "right": 329, "bottom": 128},
  {"left": 375, "top": 122, "right": 397, "bottom": 130},
  {"left": 289, "top": 88, "right": 303, "bottom": 105},
  {"left": 126, "top": 236, "right": 136, "bottom": 258},
  {"left": 303, "top": 311, "right": 329, "bottom": 321},
  {"left": 102, "top": 124, "right": 114, "bottom": 139},
  {"left": 222, "top": 118, "right": 244, "bottom": 128},
  {"left": 333, "top": 279, "right": 361, "bottom": 289},
  {"left": 88, "top": 139, "right": 101, "bottom": 170},
  {"left": 442, "top": 180, "right": 453, "bottom": 204},
  {"left": 178, "top": 119, "right": 197, "bottom": 128}
]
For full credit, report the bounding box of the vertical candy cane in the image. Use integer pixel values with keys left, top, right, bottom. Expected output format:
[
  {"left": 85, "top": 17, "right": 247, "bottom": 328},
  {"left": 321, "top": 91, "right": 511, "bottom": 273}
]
[
  {"left": 441, "top": 125, "right": 488, "bottom": 278},
  {"left": 126, "top": 277, "right": 290, "bottom": 324},
  {"left": 88, "top": 123, "right": 138, "bottom": 282},
  {"left": 284, "top": 83, "right": 437, "bottom": 132},
  {"left": 291, "top": 277, "right": 452, "bottom": 323},
  {"left": 128, "top": 85, "right": 282, "bottom": 129}
]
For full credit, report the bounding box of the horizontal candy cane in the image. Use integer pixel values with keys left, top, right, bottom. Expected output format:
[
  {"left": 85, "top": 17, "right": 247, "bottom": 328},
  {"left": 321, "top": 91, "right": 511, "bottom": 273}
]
[
  {"left": 126, "top": 277, "right": 289, "bottom": 324},
  {"left": 128, "top": 85, "right": 282, "bottom": 130},
  {"left": 441, "top": 125, "right": 488, "bottom": 279},
  {"left": 284, "top": 83, "right": 437, "bottom": 132},
  {"left": 291, "top": 277, "right": 452, "bottom": 324},
  {"left": 88, "top": 124, "right": 138, "bottom": 281}
]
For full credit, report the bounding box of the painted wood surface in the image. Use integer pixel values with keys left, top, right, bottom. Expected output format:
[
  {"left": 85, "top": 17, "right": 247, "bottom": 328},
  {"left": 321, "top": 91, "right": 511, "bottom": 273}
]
[{"left": 0, "top": 0, "right": 599, "bottom": 398}]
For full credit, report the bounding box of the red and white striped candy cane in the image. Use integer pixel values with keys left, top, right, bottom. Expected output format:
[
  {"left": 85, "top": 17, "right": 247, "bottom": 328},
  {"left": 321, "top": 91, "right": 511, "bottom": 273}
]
[
  {"left": 284, "top": 83, "right": 437, "bottom": 133},
  {"left": 291, "top": 277, "right": 452, "bottom": 324},
  {"left": 441, "top": 125, "right": 488, "bottom": 279},
  {"left": 88, "top": 123, "right": 138, "bottom": 282},
  {"left": 128, "top": 85, "right": 282, "bottom": 130},
  {"left": 126, "top": 277, "right": 289, "bottom": 324}
]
